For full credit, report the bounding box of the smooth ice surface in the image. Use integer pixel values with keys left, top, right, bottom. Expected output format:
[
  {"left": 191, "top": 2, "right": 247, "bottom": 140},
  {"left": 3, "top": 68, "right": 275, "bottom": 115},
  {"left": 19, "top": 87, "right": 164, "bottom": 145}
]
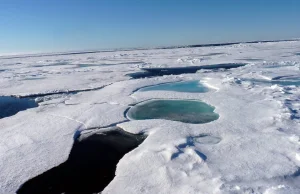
[
  {"left": 1, "top": 40, "right": 300, "bottom": 194},
  {"left": 127, "top": 99, "right": 219, "bottom": 124},
  {"left": 0, "top": 96, "right": 38, "bottom": 119},
  {"left": 139, "top": 81, "right": 209, "bottom": 93},
  {"left": 193, "top": 134, "right": 222, "bottom": 144}
]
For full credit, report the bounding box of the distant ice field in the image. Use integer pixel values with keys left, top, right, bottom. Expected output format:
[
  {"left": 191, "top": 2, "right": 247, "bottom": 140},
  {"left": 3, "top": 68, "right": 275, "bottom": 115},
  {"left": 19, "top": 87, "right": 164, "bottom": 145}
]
[{"left": 0, "top": 40, "right": 300, "bottom": 194}]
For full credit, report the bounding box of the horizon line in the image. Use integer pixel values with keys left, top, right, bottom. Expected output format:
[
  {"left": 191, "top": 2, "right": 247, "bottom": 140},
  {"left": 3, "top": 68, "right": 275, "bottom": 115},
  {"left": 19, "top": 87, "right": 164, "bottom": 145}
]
[{"left": 1, "top": 37, "right": 299, "bottom": 59}]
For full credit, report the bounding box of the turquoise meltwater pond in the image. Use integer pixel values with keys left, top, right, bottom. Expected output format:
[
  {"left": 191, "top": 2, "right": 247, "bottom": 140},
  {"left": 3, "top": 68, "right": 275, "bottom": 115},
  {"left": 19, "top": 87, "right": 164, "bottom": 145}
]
[
  {"left": 127, "top": 99, "right": 219, "bottom": 124},
  {"left": 139, "top": 81, "right": 209, "bottom": 93}
]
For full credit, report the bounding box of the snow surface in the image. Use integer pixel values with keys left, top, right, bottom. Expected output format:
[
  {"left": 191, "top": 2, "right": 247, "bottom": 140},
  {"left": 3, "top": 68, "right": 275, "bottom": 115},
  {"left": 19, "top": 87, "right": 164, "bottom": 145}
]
[{"left": 0, "top": 41, "right": 300, "bottom": 194}]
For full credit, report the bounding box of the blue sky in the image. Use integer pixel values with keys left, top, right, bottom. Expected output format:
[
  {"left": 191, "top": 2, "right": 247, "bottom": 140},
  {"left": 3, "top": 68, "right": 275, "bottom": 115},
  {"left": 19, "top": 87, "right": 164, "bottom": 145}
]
[{"left": 0, "top": 0, "right": 300, "bottom": 54}]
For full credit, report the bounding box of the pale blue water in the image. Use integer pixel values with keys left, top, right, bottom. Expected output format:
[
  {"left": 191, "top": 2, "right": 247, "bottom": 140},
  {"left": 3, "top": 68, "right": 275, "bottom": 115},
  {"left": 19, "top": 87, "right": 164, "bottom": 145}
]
[
  {"left": 270, "top": 80, "right": 300, "bottom": 86},
  {"left": 139, "top": 81, "right": 209, "bottom": 93},
  {"left": 23, "top": 77, "right": 45, "bottom": 80},
  {"left": 127, "top": 100, "right": 219, "bottom": 124},
  {"left": 193, "top": 134, "right": 222, "bottom": 144},
  {"left": 77, "top": 64, "right": 101, "bottom": 68}
]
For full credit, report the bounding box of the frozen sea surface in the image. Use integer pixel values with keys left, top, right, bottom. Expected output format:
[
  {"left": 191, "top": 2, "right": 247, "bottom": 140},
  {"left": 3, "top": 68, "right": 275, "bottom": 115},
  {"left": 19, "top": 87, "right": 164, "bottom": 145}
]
[{"left": 1, "top": 40, "right": 300, "bottom": 194}]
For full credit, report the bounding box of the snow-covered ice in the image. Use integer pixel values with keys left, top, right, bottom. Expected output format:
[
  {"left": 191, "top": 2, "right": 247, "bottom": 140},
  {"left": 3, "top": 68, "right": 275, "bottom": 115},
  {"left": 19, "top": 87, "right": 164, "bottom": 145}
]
[{"left": 1, "top": 40, "right": 300, "bottom": 194}]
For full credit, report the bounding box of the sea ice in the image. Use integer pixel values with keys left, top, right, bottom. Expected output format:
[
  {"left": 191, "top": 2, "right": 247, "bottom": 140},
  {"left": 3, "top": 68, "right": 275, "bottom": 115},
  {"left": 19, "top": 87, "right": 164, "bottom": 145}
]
[{"left": 0, "top": 40, "right": 300, "bottom": 194}]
